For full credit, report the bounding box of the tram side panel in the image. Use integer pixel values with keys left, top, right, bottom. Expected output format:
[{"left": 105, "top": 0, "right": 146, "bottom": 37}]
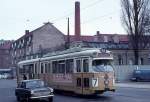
[{"left": 73, "top": 73, "right": 105, "bottom": 95}]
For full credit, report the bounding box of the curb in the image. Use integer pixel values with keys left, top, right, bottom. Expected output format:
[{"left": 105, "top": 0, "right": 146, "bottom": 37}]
[{"left": 116, "top": 83, "right": 150, "bottom": 89}]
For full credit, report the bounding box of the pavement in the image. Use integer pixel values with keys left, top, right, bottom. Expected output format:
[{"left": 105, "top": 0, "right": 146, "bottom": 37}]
[
  {"left": 116, "top": 82, "right": 150, "bottom": 89},
  {"left": 0, "top": 79, "right": 150, "bottom": 102}
]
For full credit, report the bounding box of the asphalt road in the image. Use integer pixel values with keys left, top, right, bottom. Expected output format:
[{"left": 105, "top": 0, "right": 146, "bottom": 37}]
[{"left": 0, "top": 79, "right": 149, "bottom": 102}]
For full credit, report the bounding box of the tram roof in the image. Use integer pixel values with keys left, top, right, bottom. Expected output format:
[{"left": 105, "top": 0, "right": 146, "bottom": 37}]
[
  {"left": 18, "top": 47, "right": 112, "bottom": 65},
  {"left": 0, "top": 69, "right": 12, "bottom": 71},
  {"left": 41, "top": 47, "right": 111, "bottom": 61},
  {"left": 18, "top": 58, "right": 40, "bottom": 65},
  {"left": 44, "top": 47, "right": 110, "bottom": 57}
]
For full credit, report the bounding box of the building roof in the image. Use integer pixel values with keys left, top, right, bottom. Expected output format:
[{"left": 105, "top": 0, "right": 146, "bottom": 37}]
[
  {"left": 12, "top": 21, "right": 129, "bottom": 46},
  {"left": 14, "top": 22, "right": 64, "bottom": 42},
  {"left": 66, "top": 34, "right": 128, "bottom": 43},
  {"left": 0, "top": 40, "right": 13, "bottom": 50}
]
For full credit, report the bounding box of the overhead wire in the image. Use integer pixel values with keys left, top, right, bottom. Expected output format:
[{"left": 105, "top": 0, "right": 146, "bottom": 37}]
[
  {"left": 81, "top": 11, "right": 119, "bottom": 24},
  {"left": 52, "top": 0, "right": 120, "bottom": 32},
  {"left": 51, "top": 0, "right": 105, "bottom": 23}
]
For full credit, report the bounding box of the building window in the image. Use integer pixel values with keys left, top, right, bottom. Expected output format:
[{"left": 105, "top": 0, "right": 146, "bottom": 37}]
[
  {"left": 129, "top": 59, "right": 133, "bottom": 65},
  {"left": 11, "top": 44, "right": 14, "bottom": 49},
  {"left": 14, "top": 43, "right": 16, "bottom": 48},
  {"left": 20, "top": 50, "right": 21, "bottom": 55},
  {"left": 118, "top": 55, "right": 123, "bottom": 65},
  {"left": 14, "top": 51, "right": 16, "bottom": 56},
  {"left": 12, "top": 60, "right": 14, "bottom": 65},
  {"left": 140, "top": 58, "right": 144, "bottom": 65},
  {"left": 29, "top": 46, "right": 32, "bottom": 54}
]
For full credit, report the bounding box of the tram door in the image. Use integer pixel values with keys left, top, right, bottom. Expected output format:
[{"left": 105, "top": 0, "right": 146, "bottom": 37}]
[
  {"left": 28, "top": 64, "right": 34, "bottom": 79},
  {"left": 74, "top": 58, "right": 91, "bottom": 95},
  {"left": 74, "top": 59, "right": 83, "bottom": 94}
]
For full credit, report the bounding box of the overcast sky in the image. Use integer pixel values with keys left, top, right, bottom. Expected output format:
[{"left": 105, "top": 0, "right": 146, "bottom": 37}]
[{"left": 0, "top": 0, "right": 125, "bottom": 40}]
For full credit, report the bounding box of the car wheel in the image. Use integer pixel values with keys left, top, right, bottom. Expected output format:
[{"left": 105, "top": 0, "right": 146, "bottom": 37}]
[
  {"left": 26, "top": 97, "right": 31, "bottom": 102},
  {"left": 16, "top": 96, "right": 21, "bottom": 102},
  {"left": 48, "top": 97, "right": 53, "bottom": 102},
  {"left": 136, "top": 77, "right": 140, "bottom": 82}
]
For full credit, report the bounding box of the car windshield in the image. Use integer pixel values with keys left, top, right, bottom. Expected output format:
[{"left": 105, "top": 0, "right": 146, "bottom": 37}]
[
  {"left": 92, "top": 59, "right": 114, "bottom": 72},
  {"left": 26, "top": 80, "right": 45, "bottom": 88}
]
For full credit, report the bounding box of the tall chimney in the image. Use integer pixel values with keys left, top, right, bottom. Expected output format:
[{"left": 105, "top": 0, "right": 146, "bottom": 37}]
[{"left": 75, "top": 1, "right": 81, "bottom": 41}]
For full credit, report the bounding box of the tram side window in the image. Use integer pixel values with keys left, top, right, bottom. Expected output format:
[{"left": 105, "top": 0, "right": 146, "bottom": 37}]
[
  {"left": 29, "top": 64, "right": 34, "bottom": 74},
  {"left": 22, "top": 65, "right": 30, "bottom": 73},
  {"left": 66, "top": 59, "right": 73, "bottom": 73},
  {"left": 19, "top": 66, "right": 24, "bottom": 74},
  {"left": 77, "top": 78, "right": 81, "bottom": 87},
  {"left": 83, "top": 59, "right": 89, "bottom": 72},
  {"left": 84, "top": 78, "right": 89, "bottom": 87},
  {"left": 76, "top": 60, "right": 81, "bottom": 72},
  {"left": 40, "top": 63, "right": 44, "bottom": 74},
  {"left": 48, "top": 63, "right": 51, "bottom": 73},
  {"left": 52, "top": 61, "right": 58, "bottom": 73},
  {"left": 45, "top": 63, "right": 48, "bottom": 73},
  {"left": 34, "top": 63, "right": 37, "bottom": 74},
  {"left": 58, "top": 60, "right": 65, "bottom": 73},
  {"left": 28, "top": 64, "right": 34, "bottom": 79}
]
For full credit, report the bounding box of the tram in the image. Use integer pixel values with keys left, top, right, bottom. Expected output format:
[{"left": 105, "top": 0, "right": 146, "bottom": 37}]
[{"left": 17, "top": 47, "right": 115, "bottom": 95}]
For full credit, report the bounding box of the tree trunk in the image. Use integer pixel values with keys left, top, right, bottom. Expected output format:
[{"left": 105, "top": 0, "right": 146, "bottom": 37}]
[{"left": 134, "top": 49, "right": 139, "bottom": 65}]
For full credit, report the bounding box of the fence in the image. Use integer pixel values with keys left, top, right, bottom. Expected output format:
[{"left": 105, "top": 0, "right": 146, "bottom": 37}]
[{"left": 113, "top": 65, "right": 150, "bottom": 82}]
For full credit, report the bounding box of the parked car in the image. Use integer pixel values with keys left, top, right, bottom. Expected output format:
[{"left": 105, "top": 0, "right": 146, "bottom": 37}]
[
  {"left": 15, "top": 79, "right": 54, "bottom": 102},
  {"left": 131, "top": 69, "right": 150, "bottom": 82}
]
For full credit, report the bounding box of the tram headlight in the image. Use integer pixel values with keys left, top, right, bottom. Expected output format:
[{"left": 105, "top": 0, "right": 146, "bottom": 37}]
[
  {"left": 92, "top": 78, "right": 98, "bottom": 87},
  {"left": 104, "top": 80, "right": 109, "bottom": 85},
  {"left": 48, "top": 87, "right": 54, "bottom": 93}
]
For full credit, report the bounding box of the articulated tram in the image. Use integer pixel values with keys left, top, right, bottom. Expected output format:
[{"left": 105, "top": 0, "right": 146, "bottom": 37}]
[{"left": 17, "top": 47, "right": 115, "bottom": 95}]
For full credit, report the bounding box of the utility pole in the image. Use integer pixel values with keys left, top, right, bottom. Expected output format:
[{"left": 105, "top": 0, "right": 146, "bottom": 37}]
[{"left": 67, "top": 17, "right": 70, "bottom": 49}]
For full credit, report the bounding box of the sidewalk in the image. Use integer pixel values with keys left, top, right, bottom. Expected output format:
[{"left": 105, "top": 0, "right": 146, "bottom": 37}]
[{"left": 116, "top": 82, "right": 150, "bottom": 89}]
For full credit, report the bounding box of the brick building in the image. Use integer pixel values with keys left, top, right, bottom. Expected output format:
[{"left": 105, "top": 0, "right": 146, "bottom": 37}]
[
  {"left": 69, "top": 1, "right": 150, "bottom": 65},
  {"left": 10, "top": 1, "right": 150, "bottom": 67},
  {"left": 11, "top": 22, "right": 66, "bottom": 67},
  {"left": 10, "top": 24, "right": 150, "bottom": 67},
  {"left": 68, "top": 32, "right": 150, "bottom": 65},
  {"left": 0, "top": 40, "right": 13, "bottom": 69}
]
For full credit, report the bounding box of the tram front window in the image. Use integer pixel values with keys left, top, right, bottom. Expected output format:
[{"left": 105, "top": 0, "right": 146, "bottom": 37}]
[{"left": 92, "top": 59, "right": 114, "bottom": 72}]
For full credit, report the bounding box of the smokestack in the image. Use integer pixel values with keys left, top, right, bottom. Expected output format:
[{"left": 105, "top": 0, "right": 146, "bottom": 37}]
[{"left": 75, "top": 1, "right": 81, "bottom": 41}]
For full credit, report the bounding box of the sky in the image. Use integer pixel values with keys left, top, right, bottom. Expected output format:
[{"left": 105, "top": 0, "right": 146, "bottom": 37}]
[{"left": 0, "top": 0, "right": 125, "bottom": 40}]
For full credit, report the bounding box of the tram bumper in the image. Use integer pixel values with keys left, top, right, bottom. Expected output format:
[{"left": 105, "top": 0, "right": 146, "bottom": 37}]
[
  {"left": 104, "top": 88, "right": 115, "bottom": 92},
  {"left": 93, "top": 88, "right": 115, "bottom": 94}
]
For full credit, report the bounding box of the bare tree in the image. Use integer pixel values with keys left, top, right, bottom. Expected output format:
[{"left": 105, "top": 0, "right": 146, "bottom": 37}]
[{"left": 121, "top": 0, "right": 150, "bottom": 65}]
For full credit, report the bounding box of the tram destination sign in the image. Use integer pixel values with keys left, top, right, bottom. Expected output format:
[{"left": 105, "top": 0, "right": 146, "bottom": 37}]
[{"left": 97, "top": 53, "right": 112, "bottom": 58}]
